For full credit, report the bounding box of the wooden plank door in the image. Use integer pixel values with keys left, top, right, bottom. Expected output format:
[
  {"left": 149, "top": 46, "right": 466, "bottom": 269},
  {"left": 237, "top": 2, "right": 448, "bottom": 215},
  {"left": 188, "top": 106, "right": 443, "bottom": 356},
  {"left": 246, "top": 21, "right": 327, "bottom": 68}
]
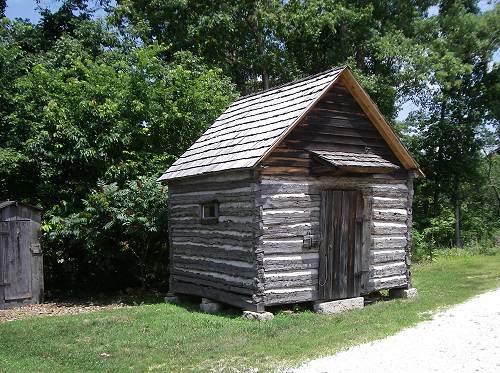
[
  {"left": 0, "top": 222, "right": 7, "bottom": 306},
  {"left": 319, "top": 190, "right": 363, "bottom": 300},
  {"left": 3, "top": 220, "right": 32, "bottom": 301}
]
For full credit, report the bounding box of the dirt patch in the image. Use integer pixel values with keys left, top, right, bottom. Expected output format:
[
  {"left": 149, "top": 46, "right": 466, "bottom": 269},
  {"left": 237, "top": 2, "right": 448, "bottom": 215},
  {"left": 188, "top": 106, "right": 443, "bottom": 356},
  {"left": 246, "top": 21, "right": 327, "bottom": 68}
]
[{"left": 0, "top": 302, "right": 130, "bottom": 323}]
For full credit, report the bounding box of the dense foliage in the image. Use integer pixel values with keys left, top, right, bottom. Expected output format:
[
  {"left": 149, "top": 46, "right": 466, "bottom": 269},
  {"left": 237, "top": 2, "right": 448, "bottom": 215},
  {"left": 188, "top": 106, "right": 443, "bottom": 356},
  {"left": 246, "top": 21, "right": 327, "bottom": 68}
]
[
  {"left": 0, "top": 0, "right": 498, "bottom": 293},
  {"left": 0, "top": 5, "right": 236, "bottom": 292},
  {"left": 110, "top": 0, "right": 436, "bottom": 119},
  {"left": 44, "top": 176, "right": 169, "bottom": 293}
]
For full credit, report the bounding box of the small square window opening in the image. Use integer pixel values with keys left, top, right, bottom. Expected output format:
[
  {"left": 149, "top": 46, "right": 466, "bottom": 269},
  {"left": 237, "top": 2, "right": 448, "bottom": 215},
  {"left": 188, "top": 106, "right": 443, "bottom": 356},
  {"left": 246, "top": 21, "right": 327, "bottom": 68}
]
[{"left": 201, "top": 201, "right": 219, "bottom": 223}]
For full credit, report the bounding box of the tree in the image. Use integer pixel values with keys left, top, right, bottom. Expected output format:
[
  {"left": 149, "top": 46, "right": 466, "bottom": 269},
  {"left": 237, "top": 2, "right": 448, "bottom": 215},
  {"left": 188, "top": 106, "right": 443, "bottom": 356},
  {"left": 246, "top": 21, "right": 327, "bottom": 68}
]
[
  {"left": 407, "top": 1, "right": 500, "bottom": 247},
  {"left": 0, "top": 14, "right": 237, "bottom": 291},
  {"left": 111, "top": 0, "right": 438, "bottom": 120},
  {"left": 111, "top": 0, "right": 284, "bottom": 94},
  {"left": 1, "top": 18, "right": 236, "bottom": 207}
]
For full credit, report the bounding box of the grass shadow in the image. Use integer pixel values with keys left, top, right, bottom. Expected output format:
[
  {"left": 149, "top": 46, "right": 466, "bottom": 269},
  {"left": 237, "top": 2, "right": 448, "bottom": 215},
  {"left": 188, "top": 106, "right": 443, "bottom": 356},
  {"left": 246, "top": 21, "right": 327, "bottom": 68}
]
[{"left": 45, "top": 291, "right": 166, "bottom": 307}]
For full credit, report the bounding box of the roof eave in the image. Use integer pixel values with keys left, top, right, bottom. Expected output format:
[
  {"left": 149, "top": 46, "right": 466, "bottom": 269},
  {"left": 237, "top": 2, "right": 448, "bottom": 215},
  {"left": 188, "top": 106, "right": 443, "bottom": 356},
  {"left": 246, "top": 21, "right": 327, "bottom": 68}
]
[{"left": 157, "top": 167, "right": 254, "bottom": 183}]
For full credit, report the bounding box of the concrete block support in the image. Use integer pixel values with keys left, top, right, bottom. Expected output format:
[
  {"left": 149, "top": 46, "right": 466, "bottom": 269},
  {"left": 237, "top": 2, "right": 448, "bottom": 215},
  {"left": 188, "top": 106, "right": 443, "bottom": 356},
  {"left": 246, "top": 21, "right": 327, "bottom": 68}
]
[
  {"left": 314, "top": 297, "right": 364, "bottom": 315},
  {"left": 389, "top": 287, "right": 418, "bottom": 299},
  {"left": 200, "top": 298, "right": 223, "bottom": 313},
  {"left": 242, "top": 311, "right": 274, "bottom": 321}
]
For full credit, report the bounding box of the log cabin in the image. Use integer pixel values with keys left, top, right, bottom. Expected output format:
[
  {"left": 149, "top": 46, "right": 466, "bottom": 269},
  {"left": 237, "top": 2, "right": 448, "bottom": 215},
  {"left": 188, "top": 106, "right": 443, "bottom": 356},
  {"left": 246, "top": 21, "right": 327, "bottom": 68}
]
[{"left": 159, "top": 66, "right": 423, "bottom": 313}]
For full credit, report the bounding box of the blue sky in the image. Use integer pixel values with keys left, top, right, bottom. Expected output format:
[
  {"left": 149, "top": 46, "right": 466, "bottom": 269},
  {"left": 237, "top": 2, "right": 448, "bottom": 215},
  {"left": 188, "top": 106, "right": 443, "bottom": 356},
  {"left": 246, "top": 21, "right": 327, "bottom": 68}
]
[
  {"left": 5, "top": 0, "right": 499, "bottom": 120},
  {"left": 6, "top": 0, "right": 60, "bottom": 21},
  {"left": 5, "top": 0, "right": 107, "bottom": 21}
]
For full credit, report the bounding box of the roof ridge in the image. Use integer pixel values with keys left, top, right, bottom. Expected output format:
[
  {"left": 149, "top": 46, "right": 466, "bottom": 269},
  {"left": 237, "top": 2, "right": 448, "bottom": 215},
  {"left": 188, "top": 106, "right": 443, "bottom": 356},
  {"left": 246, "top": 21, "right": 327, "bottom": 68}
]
[{"left": 233, "top": 65, "right": 347, "bottom": 103}]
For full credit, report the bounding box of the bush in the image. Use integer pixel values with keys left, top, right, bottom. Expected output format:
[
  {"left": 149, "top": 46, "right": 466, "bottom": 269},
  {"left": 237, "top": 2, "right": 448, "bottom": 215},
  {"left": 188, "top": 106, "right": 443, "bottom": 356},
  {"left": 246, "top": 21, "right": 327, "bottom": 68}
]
[
  {"left": 410, "top": 228, "right": 429, "bottom": 262},
  {"left": 412, "top": 228, "right": 500, "bottom": 263},
  {"left": 43, "top": 176, "right": 169, "bottom": 295}
]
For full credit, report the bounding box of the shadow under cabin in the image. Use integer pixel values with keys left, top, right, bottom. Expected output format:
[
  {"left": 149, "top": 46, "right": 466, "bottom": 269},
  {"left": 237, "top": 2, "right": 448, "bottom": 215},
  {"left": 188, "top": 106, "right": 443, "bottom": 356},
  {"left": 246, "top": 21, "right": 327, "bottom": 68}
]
[{"left": 158, "top": 66, "right": 423, "bottom": 316}]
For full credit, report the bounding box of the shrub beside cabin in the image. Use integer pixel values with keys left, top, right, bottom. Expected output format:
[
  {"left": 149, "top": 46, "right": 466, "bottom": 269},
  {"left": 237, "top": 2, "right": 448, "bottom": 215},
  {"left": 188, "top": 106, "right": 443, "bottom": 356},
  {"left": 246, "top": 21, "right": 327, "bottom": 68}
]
[{"left": 159, "top": 66, "right": 423, "bottom": 312}]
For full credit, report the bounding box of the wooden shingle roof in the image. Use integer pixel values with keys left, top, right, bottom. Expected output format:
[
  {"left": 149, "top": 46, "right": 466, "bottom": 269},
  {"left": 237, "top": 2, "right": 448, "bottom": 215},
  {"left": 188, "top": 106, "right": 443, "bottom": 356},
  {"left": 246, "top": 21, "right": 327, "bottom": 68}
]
[{"left": 159, "top": 66, "right": 422, "bottom": 181}]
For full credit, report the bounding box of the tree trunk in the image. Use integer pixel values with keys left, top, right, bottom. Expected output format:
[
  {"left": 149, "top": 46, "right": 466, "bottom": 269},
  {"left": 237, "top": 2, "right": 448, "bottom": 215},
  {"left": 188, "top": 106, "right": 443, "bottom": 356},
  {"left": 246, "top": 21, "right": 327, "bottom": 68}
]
[
  {"left": 454, "top": 200, "right": 462, "bottom": 248},
  {"left": 432, "top": 182, "right": 440, "bottom": 217},
  {"left": 453, "top": 182, "right": 463, "bottom": 248},
  {"left": 262, "top": 69, "right": 269, "bottom": 90},
  {"left": 252, "top": 0, "right": 269, "bottom": 91},
  {"left": 432, "top": 100, "right": 447, "bottom": 217}
]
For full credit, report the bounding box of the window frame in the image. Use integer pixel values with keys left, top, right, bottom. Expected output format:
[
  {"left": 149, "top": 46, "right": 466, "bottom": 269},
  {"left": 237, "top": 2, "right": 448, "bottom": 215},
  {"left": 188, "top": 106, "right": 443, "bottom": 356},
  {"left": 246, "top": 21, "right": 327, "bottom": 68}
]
[{"left": 200, "top": 201, "right": 219, "bottom": 224}]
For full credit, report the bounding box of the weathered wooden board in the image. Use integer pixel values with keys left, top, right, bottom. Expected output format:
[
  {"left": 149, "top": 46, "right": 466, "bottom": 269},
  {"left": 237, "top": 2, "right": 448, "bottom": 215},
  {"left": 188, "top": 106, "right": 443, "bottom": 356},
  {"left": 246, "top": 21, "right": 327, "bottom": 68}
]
[
  {"left": 318, "top": 190, "right": 363, "bottom": 300},
  {"left": 264, "top": 287, "right": 318, "bottom": 305},
  {"left": 260, "top": 82, "right": 403, "bottom": 176},
  {"left": 172, "top": 280, "right": 263, "bottom": 311},
  {"left": 0, "top": 203, "right": 43, "bottom": 309}
]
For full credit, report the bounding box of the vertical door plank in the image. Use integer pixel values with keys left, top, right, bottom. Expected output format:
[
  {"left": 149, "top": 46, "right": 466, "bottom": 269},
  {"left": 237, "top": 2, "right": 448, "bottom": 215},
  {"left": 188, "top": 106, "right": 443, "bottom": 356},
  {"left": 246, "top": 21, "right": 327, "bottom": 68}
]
[
  {"left": 319, "top": 191, "right": 328, "bottom": 300},
  {"left": 0, "top": 222, "right": 6, "bottom": 307},
  {"left": 30, "top": 220, "right": 43, "bottom": 303},
  {"left": 336, "top": 191, "right": 348, "bottom": 299},
  {"left": 328, "top": 190, "right": 337, "bottom": 299},
  {"left": 360, "top": 195, "right": 372, "bottom": 292},
  {"left": 346, "top": 191, "right": 356, "bottom": 298},
  {"left": 354, "top": 192, "right": 364, "bottom": 296},
  {"left": 329, "top": 191, "right": 337, "bottom": 299}
]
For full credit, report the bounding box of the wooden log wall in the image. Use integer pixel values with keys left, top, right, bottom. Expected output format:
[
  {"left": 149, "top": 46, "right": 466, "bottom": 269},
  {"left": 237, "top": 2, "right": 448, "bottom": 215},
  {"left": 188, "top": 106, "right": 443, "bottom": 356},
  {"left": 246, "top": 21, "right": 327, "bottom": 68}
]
[
  {"left": 255, "top": 82, "right": 412, "bottom": 305},
  {"left": 168, "top": 170, "right": 264, "bottom": 311},
  {"left": 168, "top": 79, "right": 414, "bottom": 309},
  {"left": 256, "top": 174, "right": 412, "bottom": 306}
]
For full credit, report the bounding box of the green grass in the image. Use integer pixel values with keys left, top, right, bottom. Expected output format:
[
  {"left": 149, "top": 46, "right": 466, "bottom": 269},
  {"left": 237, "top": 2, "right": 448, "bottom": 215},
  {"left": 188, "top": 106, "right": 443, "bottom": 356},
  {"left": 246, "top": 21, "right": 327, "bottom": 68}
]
[{"left": 1, "top": 253, "right": 500, "bottom": 373}]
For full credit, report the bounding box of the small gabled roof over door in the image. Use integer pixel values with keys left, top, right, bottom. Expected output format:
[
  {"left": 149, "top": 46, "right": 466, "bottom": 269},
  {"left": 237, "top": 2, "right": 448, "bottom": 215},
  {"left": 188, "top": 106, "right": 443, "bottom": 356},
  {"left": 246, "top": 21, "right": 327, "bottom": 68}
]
[
  {"left": 310, "top": 151, "right": 400, "bottom": 175},
  {"left": 159, "top": 66, "right": 422, "bottom": 181}
]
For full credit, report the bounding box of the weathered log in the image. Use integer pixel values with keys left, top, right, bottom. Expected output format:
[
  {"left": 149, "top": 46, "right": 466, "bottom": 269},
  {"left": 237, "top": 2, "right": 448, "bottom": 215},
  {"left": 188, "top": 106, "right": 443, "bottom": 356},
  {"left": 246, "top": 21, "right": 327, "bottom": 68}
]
[
  {"left": 365, "top": 275, "right": 407, "bottom": 292},
  {"left": 172, "top": 274, "right": 257, "bottom": 295},
  {"left": 171, "top": 280, "right": 263, "bottom": 311},
  {"left": 371, "top": 236, "right": 408, "bottom": 249},
  {"left": 264, "top": 288, "right": 318, "bottom": 305},
  {"left": 263, "top": 253, "right": 319, "bottom": 271},
  {"left": 369, "top": 262, "right": 407, "bottom": 278},
  {"left": 173, "top": 256, "right": 256, "bottom": 278},
  {"left": 370, "top": 249, "right": 406, "bottom": 264}
]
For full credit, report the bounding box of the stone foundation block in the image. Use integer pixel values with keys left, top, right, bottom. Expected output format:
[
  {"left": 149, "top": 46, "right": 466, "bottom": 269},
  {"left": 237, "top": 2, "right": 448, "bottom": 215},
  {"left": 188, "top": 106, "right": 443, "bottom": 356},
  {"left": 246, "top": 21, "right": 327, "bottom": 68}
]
[
  {"left": 314, "top": 297, "right": 364, "bottom": 315},
  {"left": 164, "top": 293, "right": 180, "bottom": 304},
  {"left": 242, "top": 311, "right": 274, "bottom": 321},
  {"left": 200, "top": 298, "right": 222, "bottom": 313},
  {"left": 389, "top": 287, "right": 418, "bottom": 299}
]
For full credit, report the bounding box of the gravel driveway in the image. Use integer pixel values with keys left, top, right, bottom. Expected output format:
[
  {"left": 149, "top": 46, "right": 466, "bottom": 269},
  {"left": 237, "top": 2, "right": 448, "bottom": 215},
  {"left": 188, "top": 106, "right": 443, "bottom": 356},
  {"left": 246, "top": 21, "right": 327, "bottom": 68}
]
[{"left": 293, "top": 288, "right": 500, "bottom": 373}]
